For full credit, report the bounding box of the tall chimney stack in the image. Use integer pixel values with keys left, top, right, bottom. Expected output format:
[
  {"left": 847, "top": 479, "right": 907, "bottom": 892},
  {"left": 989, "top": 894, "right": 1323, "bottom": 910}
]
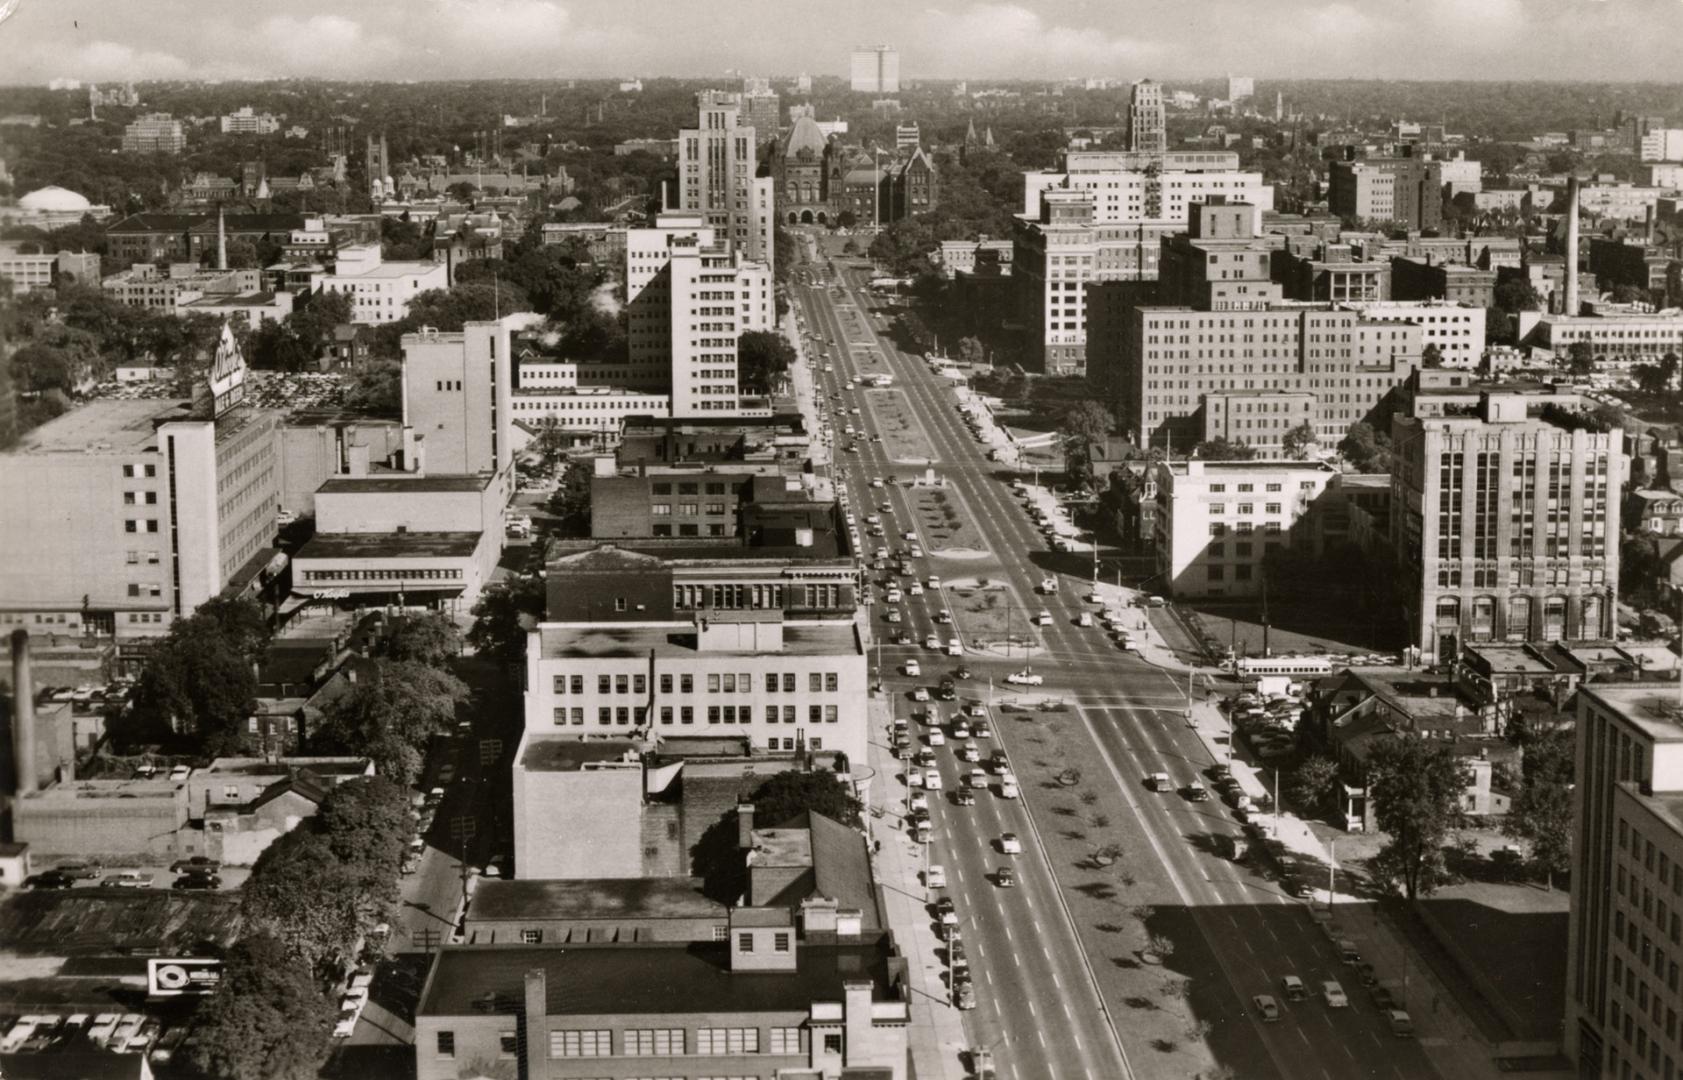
[
  {"left": 10, "top": 630, "right": 38, "bottom": 798},
  {"left": 1565, "top": 176, "right": 1581, "bottom": 317},
  {"left": 217, "top": 203, "right": 228, "bottom": 272}
]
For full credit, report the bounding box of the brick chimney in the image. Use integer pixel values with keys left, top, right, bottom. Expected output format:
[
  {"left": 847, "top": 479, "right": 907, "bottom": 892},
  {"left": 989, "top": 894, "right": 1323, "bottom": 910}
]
[{"left": 737, "top": 802, "right": 755, "bottom": 848}]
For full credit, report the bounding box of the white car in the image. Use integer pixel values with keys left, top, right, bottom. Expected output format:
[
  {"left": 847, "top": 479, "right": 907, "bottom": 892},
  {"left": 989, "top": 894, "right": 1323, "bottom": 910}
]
[
  {"left": 927, "top": 729, "right": 946, "bottom": 747},
  {"left": 912, "top": 687, "right": 930, "bottom": 702},
  {"left": 926, "top": 576, "right": 941, "bottom": 589},
  {"left": 947, "top": 639, "right": 963, "bottom": 656},
  {"left": 925, "top": 634, "right": 941, "bottom": 650},
  {"left": 935, "top": 610, "right": 953, "bottom": 624},
  {"left": 1077, "top": 612, "right": 1095, "bottom": 627},
  {"left": 924, "top": 769, "right": 943, "bottom": 790},
  {"left": 909, "top": 582, "right": 925, "bottom": 596},
  {"left": 1000, "top": 833, "right": 1023, "bottom": 855},
  {"left": 968, "top": 768, "right": 989, "bottom": 789},
  {"left": 871, "top": 478, "right": 885, "bottom": 489},
  {"left": 959, "top": 741, "right": 981, "bottom": 762},
  {"left": 910, "top": 792, "right": 929, "bottom": 812},
  {"left": 1323, "top": 980, "right": 1349, "bottom": 1008},
  {"left": 904, "top": 660, "right": 921, "bottom": 676},
  {"left": 1034, "top": 610, "right": 1054, "bottom": 626},
  {"left": 1006, "top": 671, "right": 1044, "bottom": 686},
  {"left": 333, "top": 1014, "right": 358, "bottom": 1039}
]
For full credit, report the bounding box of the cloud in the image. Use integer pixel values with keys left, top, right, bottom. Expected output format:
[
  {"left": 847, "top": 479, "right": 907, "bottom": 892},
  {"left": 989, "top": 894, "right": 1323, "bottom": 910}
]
[
  {"left": 429, "top": 0, "right": 571, "bottom": 44},
  {"left": 253, "top": 14, "right": 404, "bottom": 78},
  {"left": 910, "top": 3, "right": 1161, "bottom": 77},
  {"left": 58, "top": 39, "right": 190, "bottom": 81}
]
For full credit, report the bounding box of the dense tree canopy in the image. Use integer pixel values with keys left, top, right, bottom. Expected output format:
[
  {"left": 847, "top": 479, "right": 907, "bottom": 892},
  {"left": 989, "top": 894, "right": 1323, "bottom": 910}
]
[
  {"left": 184, "top": 932, "right": 333, "bottom": 1080},
  {"left": 1366, "top": 737, "right": 1471, "bottom": 900},
  {"left": 737, "top": 330, "right": 797, "bottom": 396},
  {"left": 467, "top": 576, "right": 547, "bottom": 663},
  {"left": 129, "top": 597, "right": 272, "bottom": 753},
  {"left": 314, "top": 659, "right": 469, "bottom": 784}
]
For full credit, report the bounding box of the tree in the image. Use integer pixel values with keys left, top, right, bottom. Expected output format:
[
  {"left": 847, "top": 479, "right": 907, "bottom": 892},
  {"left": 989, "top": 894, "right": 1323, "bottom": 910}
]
[
  {"left": 1634, "top": 362, "right": 1670, "bottom": 394},
  {"left": 1663, "top": 352, "right": 1681, "bottom": 386},
  {"left": 956, "top": 336, "right": 985, "bottom": 366},
  {"left": 1059, "top": 400, "right": 1112, "bottom": 489},
  {"left": 185, "top": 932, "right": 333, "bottom": 1080},
  {"left": 1338, "top": 421, "right": 1392, "bottom": 472},
  {"left": 737, "top": 329, "right": 797, "bottom": 396},
  {"left": 1493, "top": 278, "right": 1542, "bottom": 314},
  {"left": 378, "top": 611, "right": 462, "bottom": 667},
  {"left": 316, "top": 775, "right": 411, "bottom": 911},
  {"left": 1365, "top": 737, "right": 1471, "bottom": 901},
  {"left": 344, "top": 357, "right": 402, "bottom": 415},
  {"left": 129, "top": 598, "right": 270, "bottom": 752},
  {"left": 750, "top": 769, "right": 862, "bottom": 829},
  {"left": 446, "top": 180, "right": 477, "bottom": 203},
  {"left": 380, "top": 215, "right": 430, "bottom": 261},
  {"left": 467, "top": 576, "right": 547, "bottom": 663},
  {"left": 241, "top": 830, "right": 367, "bottom": 977},
  {"left": 1287, "top": 755, "right": 1341, "bottom": 814},
  {"left": 1281, "top": 420, "right": 1318, "bottom": 461},
  {"left": 1612, "top": 283, "right": 1648, "bottom": 305},
  {"left": 837, "top": 210, "right": 857, "bottom": 229},
  {"left": 1502, "top": 725, "right": 1574, "bottom": 888},
  {"left": 545, "top": 458, "right": 593, "bottom": 531},
  {"left": 315, "top": 660, "right": 469, "bottom": 785},
  {"left": 9, "top": 342, "right": 76, "bottom": 394},
  {"left": 1420, "top": 343, "right": 1444, "bottom": 369},
  {"left": 1566, "top": 341, "right": 1596, "bottom": 378},
  {"left": 1191, "top": 437, "right": 1256, "bottom": 461}
]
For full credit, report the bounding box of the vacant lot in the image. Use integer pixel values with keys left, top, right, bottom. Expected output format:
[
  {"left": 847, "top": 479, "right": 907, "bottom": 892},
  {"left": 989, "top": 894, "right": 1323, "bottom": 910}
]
[
  {"left": 866, "top": 388, "right": 939, "bottom": 463},
  {"left": 909, "top": 486, "right": 987, "bottom": 555}
]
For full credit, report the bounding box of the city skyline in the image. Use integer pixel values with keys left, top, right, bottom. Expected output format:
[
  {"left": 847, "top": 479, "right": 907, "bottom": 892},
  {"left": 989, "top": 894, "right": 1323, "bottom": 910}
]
[{"left": 1, "top": 0, "right": 1683, "bottom": 85}]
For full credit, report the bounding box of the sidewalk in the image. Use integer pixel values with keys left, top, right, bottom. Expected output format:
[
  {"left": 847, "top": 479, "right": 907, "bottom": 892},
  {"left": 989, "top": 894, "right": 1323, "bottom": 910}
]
[
  {"left": 1116, "top": 587, "right": 1510, "bottom": 1080},
  {"left": 862, "top": 693, "right": 969, "bottom": 1080},
  {"left": 784, "top": 310, "right": 830, "bottom": 469}
]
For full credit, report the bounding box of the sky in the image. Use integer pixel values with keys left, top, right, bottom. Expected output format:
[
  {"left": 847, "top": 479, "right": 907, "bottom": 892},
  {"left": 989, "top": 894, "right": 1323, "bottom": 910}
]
[{"left": 1, "top": 0, "right": 1681, "bottom": 85}]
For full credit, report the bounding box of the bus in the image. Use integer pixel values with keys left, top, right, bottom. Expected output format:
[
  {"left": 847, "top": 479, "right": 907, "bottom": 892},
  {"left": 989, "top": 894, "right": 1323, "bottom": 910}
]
[
  {"left": 862, "top": 373, "right": 893, "bottom": 387},
  {"left": 1233, "top": 655, "right": 1334, "bottom": 679}
]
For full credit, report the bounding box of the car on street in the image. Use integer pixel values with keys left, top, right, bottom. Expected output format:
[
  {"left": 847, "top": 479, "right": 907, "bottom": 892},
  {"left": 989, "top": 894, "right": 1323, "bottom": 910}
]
[
  {"left": 910, "top": 793, "right": 929, "bottom": 813},
  {"left": 1077, "top": 612, "right": 1094, "bottom": 627},
  {"left": 1371, "top": 983, "right": 1399, "bottom": 1009},
  {"left": 955, "top": 666, "right": 971, "bottom": 680},
  {"left": 1006, "top": 670, "right": 1044, "bottom": 686},
  {"left": 1386, "top": 1010, "right": 1415, "bottom": 1037},
  {"left": 946, "top": 638, "right": 963, "bottom": 655},
  {"left": 958, "top": 741, "right": 981, "bottom": 763},
  {"left": 173, "top": 873, "right": 221, "bottom": 891},
  {"left": 170, "top": 857, "right": 220, "bottom": 874},
  {"left": 102, "top": 872, "right": 152, "bottom": 889},
  {"left": 951, "top": 719, "right": 970, "bottom": 739},
  {"left": 1337, "top": 938, "right": 1362, "bottom": 965},
  {"left": 967, "top": 768, "right": 989, "bottom": 789},
  {"left": 935, "top": 896, "right": 958, "bottom": 925},
  {"left": 1000, "top": 781, "right": 1020, "bottom": 799},
  {"left": 1034, "top": 610, "right": 1053, "bottom": 625},
  {"left": 955, "top": 789, "right": 977, "bottom": 806},
  {"left": 912, "top": 687, "right": 930, "bottom": 702},
  {"left": 885, "top": 610, "right": 902, "bottom": 624},
  {"left": 997, "top": 865, "right": 1016, "bottom": 888},
  {"left": 1184, "top": 780, "right": 1212, "bottom": 802},
  {"left": 927, "top": 729, "right": 946, "bottom": 746},
  {"left": 1281, "top": 974, "right": 1309, "bottom": 1001},
  {"left": 971, "top": 719, "right": 992, "bottom": 739},
  {"left": 28, "top": 871, "right": 75, "bottom": 889},
  {"left": 924, "top": 769, "right": 943, "bottom": 790},
  {"left": 54, "top": 862, "right": 101, "bottom": 880},
  {"left": 925, "top": 634, "right": 941, "bottom": 650},
  {"left": 1322, "top": 980, "right": 1349, "bottom": 1008},
  {"left": 1000, "top": 833, "right": 1023, "bottom": 855},
  {"left": 334, "top": 1013, "right": 358, "bottom": 1039},
  {"left": 1252, "top": 995, "right": 1281, "bottom": 1022},
  {"left": 926, "top": 865, "right": 947, "bottom": 889},
  {"left": 909, "top": 582, "right": 924, "bottom": 596},
  {"left": 1146, "top": 772, "right": 1172, "bottom": 792},
  {"left": 955, "top": 984, "right": 977, "bottom": 1010},
  {"left": 904, "top": 660, "right": 921, "bottom": 677}
]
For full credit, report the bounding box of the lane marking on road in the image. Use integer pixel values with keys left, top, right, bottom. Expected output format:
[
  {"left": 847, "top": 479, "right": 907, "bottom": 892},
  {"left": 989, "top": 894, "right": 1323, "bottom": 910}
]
[{"left": 1296, "top": 1027, "right": 1310, "bottom": 1046}]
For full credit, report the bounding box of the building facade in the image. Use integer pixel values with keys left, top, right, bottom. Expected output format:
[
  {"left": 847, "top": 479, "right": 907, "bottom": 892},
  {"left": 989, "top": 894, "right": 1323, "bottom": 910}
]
[
  {"left": 1565, "top": 685, "right": 1683, "bottom": 1080},
  {"left": 1391, "top": 391, "right": 1621, "bottom": 663},
  {"left": 121, "top": 113, "right": 185, "bottom": 154},
  {"left": 1152, "top": 459, "right": 1338, "bottom": 598},
  {"left": 310, "top": 244, "right": 448, "bottom": 325},
  {"left": 1126, "top": 80, "right": 1166, "bottom": 155},
  {"left": 1328, "top": 153, "right": 1444, "bottom": 232},
  {"left": 676, "top": 91, "right": 774, "bottom": 274},
  {"left": 850, "top": 45, "right": 900, "bottom": 93},
  {"left": 401, "top": 315, "right": 536, "bottom": 477},
  {"left": 219, "top": 107, "right": 279, "bottom": 136}
]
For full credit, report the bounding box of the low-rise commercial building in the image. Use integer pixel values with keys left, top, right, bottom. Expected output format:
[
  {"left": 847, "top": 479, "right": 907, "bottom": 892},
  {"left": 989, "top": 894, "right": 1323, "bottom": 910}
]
[
  {"left": 1518, "top": 308, "right": 1683, "bottom": 362},
  {"left": 1389, "top": 256, "right": 1496, "bottom": 308},
  {"left": 311, "top": 244, "right": 448, "bottom": 325},
  {"left": 1344, "top": 300, "right": 1487, "bottom": 370},
  {"left": 0, "top": 246, "right": 100, "bottom": 294}
]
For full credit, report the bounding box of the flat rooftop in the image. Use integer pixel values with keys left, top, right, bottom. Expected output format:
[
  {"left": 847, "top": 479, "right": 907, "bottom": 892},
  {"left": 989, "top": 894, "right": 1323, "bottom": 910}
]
[
  {"left": 748, "top": 827, "right": 813, "bottom": 869},
  {"left": 518, "top": 737, "right": 640, "bottom": 772},
  {"left": 1464, "top": 645, "right": 1558, "bottom": 675},
  {"left": 20, "top": 778, "right": 182, "bottom": 801},
  {"left": 7, "top": 399, "right": 186, "bottom": 455},
  {"left": 468, "top": 878, "right": 723, "bottom": 922},
  {"left": 294, "top": 531, "right": 481, "bottom": 559},
  {"left": 333, "top": 260, "right": 440, "bottom": 279},
  {"left": 418, "top": 938, "right": 897, "bottom": 1017},
  {"left": 1581, "top": 686, "right": 1683, "bottom": 744},
  {"left": 179, "top": 291, "right": 282, "bottom": 308},
  {"left": 318, "top": 474, "right": 488, "bottom": 494},
  {"left": 537, "top": 622, "right": 860, "bottom": 660}
]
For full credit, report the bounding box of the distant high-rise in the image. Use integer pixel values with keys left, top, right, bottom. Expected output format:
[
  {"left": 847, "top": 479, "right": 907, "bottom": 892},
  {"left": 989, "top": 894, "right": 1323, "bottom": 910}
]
[
  {"left": 121, "top": 113, "right": 185, "bottom": 155},
  {"left": 850, "top": 45, "right": 900, "bottom": 93},
  {"left": 365, "top": 132, "right": 390, "bottom": 199},
  {"left": 1126, "top": 80, "right": 1165, "bottom": 156},
  {"left": 676, "top": 92, "right": 774, "bottom": 272},
  {"left": 1226, "top": 75, "right": 1254, "bottom": 103}
]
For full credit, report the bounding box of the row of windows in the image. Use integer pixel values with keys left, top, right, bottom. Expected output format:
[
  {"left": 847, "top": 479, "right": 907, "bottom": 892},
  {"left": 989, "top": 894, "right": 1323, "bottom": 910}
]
[
  {"left": 299, "top": 568, "right": 463, "bottom": 582},
  {"left": 553, "top": 672, "right": 841, "bottom": 696},
  {"left": 553, "top": 704, "right": 841, "bottom": 726}
]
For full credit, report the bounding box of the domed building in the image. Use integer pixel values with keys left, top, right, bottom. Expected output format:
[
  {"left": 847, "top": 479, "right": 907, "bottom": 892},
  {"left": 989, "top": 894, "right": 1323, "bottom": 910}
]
[
  {"left": 774, "top": 116, "right": 837, "bottom": 226},
  {"left": 1, "top": 184, "right": 112, "bottom": 229}
]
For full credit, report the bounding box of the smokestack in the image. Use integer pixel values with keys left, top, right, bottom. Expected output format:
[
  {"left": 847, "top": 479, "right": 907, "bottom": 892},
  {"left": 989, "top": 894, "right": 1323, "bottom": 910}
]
[
  {"left": 10, "top": 630, "right": 37, "bottom": 797},
  {"left": 1647, "top": 204, "right": 1656, "bottom": 245},
  {"left": 1565, "top": 177, "right": 1581, "bottom": 317},
  {"left": 217, "top": 204, "right": 227, "bottom": 272}
]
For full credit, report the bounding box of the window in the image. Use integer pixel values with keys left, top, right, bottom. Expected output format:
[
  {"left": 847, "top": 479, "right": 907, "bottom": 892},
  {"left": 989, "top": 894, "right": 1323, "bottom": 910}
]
[
  {"left": 708, "top": 674, "right": 721, "bottom": 693},
  {"left": 550, "top": 1029, "right": 612, "bottom": 1057},
  {"left": 1265, "top": 502, "right": 1281, "bottom": 514},
  {"left": 616, "top": 674, "right": 629, "bottom": 694},
  {"left": 825, "top": 672, "right": 838, "bottom": 692},
  {"left": 774, "top": 932, "right": 791, "bottom": 953},
  {"left": 498, "top": 1031, "right": 517, "bottom": 1057},
  {"left": 598, "top": 707, "right": 611, "bottom": 725},
  {"left": 624, "top": 1028, "right": 685, "bottom": 1056},
  {"left": 783, "top": 673, "right": 796, "bottom": 692},
  {"left": 660, "top": 706, "right": 673, "bottom": 725},
  {"left": 634, "top": 674, "right": 646, "bottom": 694},
  {"left": 660, "top": 674, "right": 673, "bottom": 694},
  {"left": 809, "top": 672, "right": 822, "bottom": 692},
  {"left": 598, "top": 674, "right": 610, "bottom": 694},
  {"left": 436, "top": 1031, "right": 456, "bottom": 1058},
  {"left": 738, "top": 932, "right": 754, "bottom": 952},
  {"left": 521, "top": 929, "right": 543, "bottom": 944},
  {"left": 682, "top": 706, "right": 694, "bottom": 724},
  {"left": 681, "top": 674, "right": 693, "bottom": 693},
  {"left": 824, "top": 1033, "right": 843, "bottom": 1054},
  {"left": 696, "top": 1028, "right": 760, "bottom": 1055}
]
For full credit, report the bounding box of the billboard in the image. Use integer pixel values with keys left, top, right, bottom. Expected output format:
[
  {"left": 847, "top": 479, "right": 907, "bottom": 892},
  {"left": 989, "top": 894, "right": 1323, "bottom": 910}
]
[{"left": 148, "top": 958, "right": 223, "bottom": 997}]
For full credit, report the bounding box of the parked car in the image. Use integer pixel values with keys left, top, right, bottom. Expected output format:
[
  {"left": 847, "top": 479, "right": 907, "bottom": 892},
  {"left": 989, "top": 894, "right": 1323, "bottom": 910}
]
[
  {"left": 27, "top": 871, "right": 75, "bottom": 889},
  {"left": 170, "top": 857, "right": 220, "bottom": 874}
]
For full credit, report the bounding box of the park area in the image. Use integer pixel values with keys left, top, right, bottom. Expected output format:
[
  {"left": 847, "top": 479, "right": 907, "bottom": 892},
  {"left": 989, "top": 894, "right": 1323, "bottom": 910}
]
[
  {"left": 944, "top": 576, "right": 1042, "bottom": 656},
  {"left": 908, "top": 485, "right": 988, "bottom": 556},
  {"left": 866, "top": 388, "right": 939, "bottom": 463}
]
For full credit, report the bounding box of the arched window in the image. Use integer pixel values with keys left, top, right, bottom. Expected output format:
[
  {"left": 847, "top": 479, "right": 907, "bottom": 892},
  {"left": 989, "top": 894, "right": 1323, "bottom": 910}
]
[
  {"left": 1470, "top": 597, "right": 1495, "bottom": 641},
  {"left": 1505, "top": 597, "right": 1531, "bottom": 641},
  {"left": 1542, "top": 596, "right": 1568, "bottom": 641},
  {"left": 1435, "top": 597, "right": 1460, "bottom": 624},
  {"left": 1580, "top": 595, "right": 1603, "bottom": 639}
]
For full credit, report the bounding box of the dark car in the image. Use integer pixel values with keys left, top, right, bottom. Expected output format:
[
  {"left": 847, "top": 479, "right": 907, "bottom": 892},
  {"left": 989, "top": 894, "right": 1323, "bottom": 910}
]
[
  {"left": 170, "top": 856, "right": 221, "bottom": 874},
  {"left": 28, "top": 871, "right": 75, "bottom": 890},
  {"left": 172, "top": 874, "right": 222, "bottom": 891},
  {"left": 54, "top": 862, "right": 102, "bottom": 880},
  {"left": 954, "top": 667, "right": 971, "bottom": 680}
]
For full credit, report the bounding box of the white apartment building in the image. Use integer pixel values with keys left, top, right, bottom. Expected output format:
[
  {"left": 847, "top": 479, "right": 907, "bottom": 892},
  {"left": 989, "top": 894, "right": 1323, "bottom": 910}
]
[
  {"left": 1151, "top": 459, "right": 1338, "bottom": 599},
  {"left": 676, "top": 92, "right": 774, "bottom": 274},
  {"left": 401, "top": 314, "right": 544, "bottom": 478},
  {"left": 1021, "top": 151, "right": 1274, "bottom": 224},
  {"left": 1344, "top": 301, "right": 1487, "bottom": 370},
  {"left": 220, "top": 107, "right": 280, "bottom": 136},
  {"left": 625, "top": 212, "right": 773, "bottom": 415},
  {"left": 1565, "top": 685, "right": 1683, "bottom": 1080},
  {"left": 1649, "top": 164, "right": 1683, "bottom": 190},
  {"left": 1519, "top": 309, "right": 1683, "bottom": 361},
  {"left": 311, "top": 244, "right": 448, "bottom": 325},
  {"left": 1437, "top": 152, "right": 1484, "bottom": 196},
  {"left": 1640, "top": 128, "right": 1683, "bottom": 163},
  {"left": 1578, "top": 183, "right": 1664, "bottom": 223}
]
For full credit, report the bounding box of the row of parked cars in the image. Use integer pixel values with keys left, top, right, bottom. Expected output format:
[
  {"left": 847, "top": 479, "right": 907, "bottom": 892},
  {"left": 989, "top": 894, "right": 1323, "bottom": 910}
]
[
  {"left": 1260, "top": 938, "right": 1415, "bottom": 1036},
  {"left": 29, "top": 856, "right": 222, "bottom": 891}
]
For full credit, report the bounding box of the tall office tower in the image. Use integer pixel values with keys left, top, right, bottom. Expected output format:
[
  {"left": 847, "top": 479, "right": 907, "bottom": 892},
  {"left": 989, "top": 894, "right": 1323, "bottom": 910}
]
[
  {"left": 676, "top": 91, "right": 774, "bottom": 274},
  {"left": 625, "top": 213, "right": 774, "bottom": 415},
  {"left": 365, "top": 132, "right": 390, "bottom": 198},
  {"left": 1391, "top": 390, "right": 1620, "bottom": 663},
  {"left": 743, "top": 90, "right": 782, "bottom": 143},
  {"left": 120, "top": 113, "right": 186, "bottom": 155},
  {"left": 1226, "top": 75, "right": 1254, "bottom": 103},
  {"left": 850, "top": 46, "right": 900, "bottom": 93},
  {"left": 1126, "top": 79, "right": 1166, "bottom": 156},
  {"left": 1565, "top": 684, "right": 1683, "bottom": 1080}
]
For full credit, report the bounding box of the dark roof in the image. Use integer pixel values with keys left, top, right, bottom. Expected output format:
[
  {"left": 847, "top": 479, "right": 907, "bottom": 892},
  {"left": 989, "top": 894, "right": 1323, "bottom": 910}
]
[
  {"left": 757, "top": 811, "right": 880, "bottom": 930},
  {"left": 418, "top": 938, "right": 898, "bottom": 1017},
  {"left": 105, "top": 213, "right": 200, "bottom": 233},
  {"left": 319, "top": 475, "right": 488, "bottom": 494},
  {"left": 294, "top": 531, "right": 481, "bottom": 559},
  {"left": 519, "top": 738, "right": 639, "bottom": 772},
  {"left": 469, "top": 878, "right": 724, "bottom": 922},
  {"left": 252, "top": 771, "right": 330, "bottom": 809},
  {"left": 0, "top": 1043, "right": 148, "bottom": 1080},
  {"left": 185, "top": 213, "right": 306, "bottom": 233}
]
